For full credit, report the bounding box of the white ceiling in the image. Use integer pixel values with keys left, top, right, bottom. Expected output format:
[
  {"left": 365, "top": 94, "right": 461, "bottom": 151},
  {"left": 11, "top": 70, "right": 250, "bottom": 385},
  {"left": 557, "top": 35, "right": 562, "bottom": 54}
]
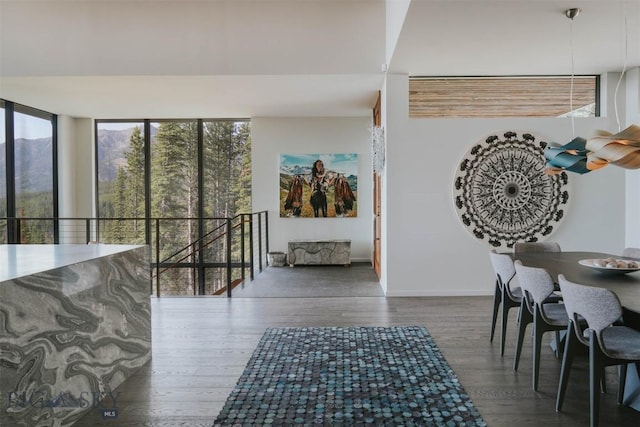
[{"left": 0, "top": 0, "right": 638, "bottom": 119}]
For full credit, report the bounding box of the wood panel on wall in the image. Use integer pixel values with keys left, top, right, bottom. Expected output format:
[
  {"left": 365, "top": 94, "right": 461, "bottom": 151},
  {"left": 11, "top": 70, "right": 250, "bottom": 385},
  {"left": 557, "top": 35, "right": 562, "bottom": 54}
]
[
  {"left": 372, "top": 91, "right": 382, "bottom": 280},
  {"left": 409, "top": 76, "right": 597, "bottom": 118}
]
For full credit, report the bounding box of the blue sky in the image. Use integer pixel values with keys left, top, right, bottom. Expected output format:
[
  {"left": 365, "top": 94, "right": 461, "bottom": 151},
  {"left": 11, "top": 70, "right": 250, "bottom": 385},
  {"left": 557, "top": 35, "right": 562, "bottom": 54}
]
[
  {"left": 280, "top": 153, "right": 358, "bottom": 176},
  {"left": 1, "top": 112, "right": 54, "bottom": 140}
]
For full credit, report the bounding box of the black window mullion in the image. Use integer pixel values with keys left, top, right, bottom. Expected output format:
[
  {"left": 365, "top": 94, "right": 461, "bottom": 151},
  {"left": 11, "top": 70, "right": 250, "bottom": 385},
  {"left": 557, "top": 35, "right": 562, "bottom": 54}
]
[
  {"left": 197, "top": 119, "right": 205, "bottom": 295},
  {"left": 144, "top": 120, "right": 151, "bottom": 246},
  {"left": 93, "top": 119, "right": 100, "bottom": 241},
  {"left": 4, "top": 102, "right": 16, "bottom": 243},
  {"left": 595, "top": 75, "right": 601, "bottom": 117},
  {"left": 52, "top": 115, "right": 59, "bottom": 243}
]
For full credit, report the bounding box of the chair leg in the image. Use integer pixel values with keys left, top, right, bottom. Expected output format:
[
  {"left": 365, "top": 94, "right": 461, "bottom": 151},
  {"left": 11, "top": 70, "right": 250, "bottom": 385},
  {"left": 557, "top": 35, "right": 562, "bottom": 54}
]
[
  {"left": 532, "top": 311, "right": 545, "bottom": 391},
  {"left": 513, "top": 301, "right": 531, "bottom": 371},
  {"left": 557, "top": 323, "right": 576, "bottom": 412},
  {"left": 500, "top": 287, "right": 510, "bottom": 356},
  {"left": 589, "top": 336, "right": 601, "bottom": 427},
  {"left": 490, "top": 281, "right": 501, "bottom": 342},
  {"left": 618, "top": 364, "right": 628, "bottom": 405},
  {"left": 554, "top": 330, "right": 561, "bottom": 358}
]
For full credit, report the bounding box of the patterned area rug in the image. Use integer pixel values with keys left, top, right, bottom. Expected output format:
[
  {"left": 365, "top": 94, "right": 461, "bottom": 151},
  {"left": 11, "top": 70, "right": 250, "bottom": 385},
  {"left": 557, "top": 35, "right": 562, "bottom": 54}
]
[{"left": 213, "top": 326, "right": 485, "bottom": 426}]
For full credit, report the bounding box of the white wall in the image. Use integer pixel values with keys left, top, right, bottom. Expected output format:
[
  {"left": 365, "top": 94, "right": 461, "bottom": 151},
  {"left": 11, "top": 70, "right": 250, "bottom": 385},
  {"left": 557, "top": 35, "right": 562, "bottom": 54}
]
[
  {"left": 57, "top": 117, "right": 94, "bottom": 242},
  {"left": 383, "top": 73, "right": 626, "bottom": 296},
  {"left": 385, "top": 0, "right": 411, "bottom": 67},
  {"left": 625, "top": 68, "right": 640, "bottom": 248},
  {"left": 53, "top": 72, "right": 635, "bottom": 294},
  {"left": 58, "top": 117, "right": 94, "bottom": 218},
  {"left": 251, "top": 117, "right": 373, "bottom": 262},
  {"left": 57, "top": 116, "right": 77, "bottom": 219}
]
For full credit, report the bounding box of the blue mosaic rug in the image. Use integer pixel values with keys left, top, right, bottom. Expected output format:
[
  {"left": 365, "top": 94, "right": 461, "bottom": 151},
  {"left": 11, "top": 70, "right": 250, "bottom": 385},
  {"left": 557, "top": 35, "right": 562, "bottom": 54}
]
[{"left": 213, "top": 326, "right": 485, "bottom": 426}]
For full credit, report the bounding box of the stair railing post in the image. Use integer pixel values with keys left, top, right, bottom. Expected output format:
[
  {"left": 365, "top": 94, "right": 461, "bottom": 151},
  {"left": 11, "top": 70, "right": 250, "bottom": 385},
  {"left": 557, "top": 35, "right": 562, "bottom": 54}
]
[
  {"left": 249, "top": 213, "right": 254, "bottom": 281},
  {"left": 226, "top": 217, "right": 233, "bottom": 297},
  {"left": 197, "top": 220, "right": 205, "bottom": 295},
  {"left": 240, "top": 214, "right": 246, "bottom": 282},
  {"left": 265, "top": 210, "right": 269, "bottom": 256},
  {"left": 258, "top": 212, "right": 263, "bottom": 272},
  {"left": 85, "top": 219, "right": 91, "bottom": 244},
  {"left": 155, "top": 219, "right": 160, "bottom": 297}
]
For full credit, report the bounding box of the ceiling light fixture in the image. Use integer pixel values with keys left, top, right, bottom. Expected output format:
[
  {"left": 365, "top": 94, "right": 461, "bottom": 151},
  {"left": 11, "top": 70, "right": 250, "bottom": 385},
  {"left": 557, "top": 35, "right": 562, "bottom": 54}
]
[
  {"left": 564, "top": 8, "right": 581, "bottom": 20},
  {"left": 544, "top": 7, "right": 640, "bottom": 175}
]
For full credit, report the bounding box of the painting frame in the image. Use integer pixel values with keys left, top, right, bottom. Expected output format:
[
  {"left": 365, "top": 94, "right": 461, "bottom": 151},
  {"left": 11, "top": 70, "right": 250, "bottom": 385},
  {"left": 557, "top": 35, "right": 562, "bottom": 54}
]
[{"left": 279, "top": 153, "right": 358, "bottom": 218}]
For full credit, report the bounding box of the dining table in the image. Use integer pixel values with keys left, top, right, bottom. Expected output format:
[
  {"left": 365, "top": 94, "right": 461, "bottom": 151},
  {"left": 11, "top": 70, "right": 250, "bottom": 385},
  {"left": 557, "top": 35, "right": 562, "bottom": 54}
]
[{"left": 511, "top": 250, "right": 640, "bottom": 411}]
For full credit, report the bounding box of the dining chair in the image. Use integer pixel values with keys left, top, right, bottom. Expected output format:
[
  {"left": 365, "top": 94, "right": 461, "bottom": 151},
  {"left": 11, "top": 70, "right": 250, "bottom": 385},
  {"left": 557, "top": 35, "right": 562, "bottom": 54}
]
[
  {"left": 513, "top": 241, "right": 561, "bottom": 253},
  {"left": 556, "top": 275, "right": 640, "bottom": 427},
  {"left": 622, "top": 247, "right": 640, "bottom": 259},
  {"left": 513, "top": 261, "right": 568, "bottom": 390},
  {"left": 489, "top": 250, "right": 522, "bottom": 356}
]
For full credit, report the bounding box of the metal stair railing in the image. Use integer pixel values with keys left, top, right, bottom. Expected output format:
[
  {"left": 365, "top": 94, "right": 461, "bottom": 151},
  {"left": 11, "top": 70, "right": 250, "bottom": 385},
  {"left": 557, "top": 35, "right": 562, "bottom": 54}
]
[
  {"left": 0, "top": 211, "right": 269, "bottom": 297},
  {"left": 153, "top": 214, "right": 249, "bottom": 297}
]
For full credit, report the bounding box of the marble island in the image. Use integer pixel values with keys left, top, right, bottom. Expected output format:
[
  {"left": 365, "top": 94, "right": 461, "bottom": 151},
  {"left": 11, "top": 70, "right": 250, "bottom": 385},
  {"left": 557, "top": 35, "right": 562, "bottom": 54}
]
[{"left": 0, "top": 244, "right": 152, "bottom": 426}]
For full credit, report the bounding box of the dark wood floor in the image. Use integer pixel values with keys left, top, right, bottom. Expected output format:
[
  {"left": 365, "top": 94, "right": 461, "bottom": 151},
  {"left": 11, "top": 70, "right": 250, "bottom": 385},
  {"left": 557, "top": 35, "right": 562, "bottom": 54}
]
[{"left": 72, "top": 293, "right": 640, "bottom": 427}]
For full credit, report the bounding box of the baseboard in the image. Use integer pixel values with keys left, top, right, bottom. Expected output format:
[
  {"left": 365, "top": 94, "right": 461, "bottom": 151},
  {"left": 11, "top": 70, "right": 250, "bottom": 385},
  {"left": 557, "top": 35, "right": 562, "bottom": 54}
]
[{"left": 384, "top": 290, "right": 494, "bottom": 297}]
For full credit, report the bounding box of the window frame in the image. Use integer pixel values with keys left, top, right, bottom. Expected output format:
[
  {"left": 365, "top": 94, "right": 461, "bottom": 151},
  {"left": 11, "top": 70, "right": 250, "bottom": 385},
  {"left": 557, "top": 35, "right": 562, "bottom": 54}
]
[
  {"left": 408, "top": 75, "right": 600, "bottom": 118},
  {"left": 1, "top": 99, "right": 58, "bottom": 243}
]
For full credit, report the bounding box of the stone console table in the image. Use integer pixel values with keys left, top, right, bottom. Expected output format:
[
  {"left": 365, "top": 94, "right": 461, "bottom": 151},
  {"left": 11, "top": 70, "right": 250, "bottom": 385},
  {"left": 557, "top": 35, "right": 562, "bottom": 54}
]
[
  {"left": 0, "top": 244, "right": 151, "bottom": 427},
  {"left": 288, "top": 239, "right": 351, "bottom": 266}
]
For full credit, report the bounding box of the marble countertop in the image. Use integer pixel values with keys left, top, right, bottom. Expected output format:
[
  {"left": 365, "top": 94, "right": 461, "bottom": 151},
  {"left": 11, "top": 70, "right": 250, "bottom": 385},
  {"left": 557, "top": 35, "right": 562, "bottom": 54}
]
[{"left": 1, "top": 244, "right": 146, "bottom": 283}]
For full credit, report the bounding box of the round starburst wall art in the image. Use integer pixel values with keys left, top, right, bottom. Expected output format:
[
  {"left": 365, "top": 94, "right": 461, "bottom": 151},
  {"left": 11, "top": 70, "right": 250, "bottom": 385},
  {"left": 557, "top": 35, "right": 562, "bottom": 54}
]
[{"left": 453, "top": 131, "right": 570, "bottom": 248}]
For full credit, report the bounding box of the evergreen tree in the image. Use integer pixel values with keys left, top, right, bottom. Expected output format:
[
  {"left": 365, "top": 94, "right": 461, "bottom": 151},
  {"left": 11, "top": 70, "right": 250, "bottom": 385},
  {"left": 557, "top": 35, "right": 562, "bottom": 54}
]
[
  {"left": 234, "top": 123, "right": 252, "bottom": 214},
  {"left": 94, "top": 119, "right": 252, "bottom": 295},
  {"left": 202, "top": 121, "right": 252, "bottom": 290},
  {"left": 123, "top": 126, "right": 146, "bottom": 243},
  {"left": 151, "top": 121, "right": 199, "bottom": 295},
  {"left": 113, "top": 166, "right": 129, "bottom": 242}
]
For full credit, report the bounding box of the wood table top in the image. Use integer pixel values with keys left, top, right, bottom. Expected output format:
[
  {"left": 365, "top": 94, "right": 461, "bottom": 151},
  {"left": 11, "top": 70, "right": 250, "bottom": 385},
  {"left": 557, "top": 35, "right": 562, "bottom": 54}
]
[{"left": 511, "top": 251, "right": 640, "bottom": 312}]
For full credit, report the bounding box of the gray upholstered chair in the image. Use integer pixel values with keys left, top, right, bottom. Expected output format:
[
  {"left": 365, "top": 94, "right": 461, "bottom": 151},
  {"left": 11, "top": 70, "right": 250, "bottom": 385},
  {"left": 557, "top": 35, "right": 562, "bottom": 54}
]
[
  {"left": 513, "top": 241, "right": 561, "bottom": 253},
  {"left": 489, "top": 250, "right": 522, "bottom": 356},
  {"left": 622, "top": 247, "right": 640, "bottom": 259},
  {"left": 513, "top": 261, "right": 568, "bottom": 390},
  {"left": 556, "top": 275, "right": 640, "bottom": 427}
]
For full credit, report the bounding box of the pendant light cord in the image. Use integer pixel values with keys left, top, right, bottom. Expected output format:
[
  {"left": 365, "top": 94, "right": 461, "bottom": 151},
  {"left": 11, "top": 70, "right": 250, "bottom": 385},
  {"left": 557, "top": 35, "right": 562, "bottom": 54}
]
[
  {"left": 569, "top": 17, "right": 576, "bottom": 138},
  {"left": 613, "top": 11, "right": 628, "bottom": 133}
]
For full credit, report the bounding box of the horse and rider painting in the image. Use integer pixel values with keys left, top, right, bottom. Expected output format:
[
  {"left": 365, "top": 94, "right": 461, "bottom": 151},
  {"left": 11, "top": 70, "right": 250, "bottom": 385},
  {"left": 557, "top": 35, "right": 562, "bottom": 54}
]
[{"left": 280, "top": 153, "right": 358, "bottom": 218}]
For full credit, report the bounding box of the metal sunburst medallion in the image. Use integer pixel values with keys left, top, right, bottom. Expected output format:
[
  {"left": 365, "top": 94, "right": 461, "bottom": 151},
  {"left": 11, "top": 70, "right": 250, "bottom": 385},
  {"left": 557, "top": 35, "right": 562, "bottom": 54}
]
[{"left": 453, "top": 131, "right": 570, "bottom": 248}]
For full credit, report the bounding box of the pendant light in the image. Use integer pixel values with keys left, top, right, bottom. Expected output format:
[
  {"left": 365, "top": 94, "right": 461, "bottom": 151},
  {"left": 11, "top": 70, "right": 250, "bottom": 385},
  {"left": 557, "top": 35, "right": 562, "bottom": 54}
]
[{"left": 544, "top": 6, "right": 640, "bottom": 175}]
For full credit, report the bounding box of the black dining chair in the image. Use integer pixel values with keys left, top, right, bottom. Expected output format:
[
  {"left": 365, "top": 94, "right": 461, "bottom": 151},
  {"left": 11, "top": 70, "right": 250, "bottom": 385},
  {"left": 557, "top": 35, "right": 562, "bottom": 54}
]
[
  {"left": 513, "top": 261, "right": 568, "bottom": 390},
  {"left": 489, "top": 250, "right": 522, "bottom": 356},
  {"left": 556, "top": 274, "right": 640, "bottom": 427}
]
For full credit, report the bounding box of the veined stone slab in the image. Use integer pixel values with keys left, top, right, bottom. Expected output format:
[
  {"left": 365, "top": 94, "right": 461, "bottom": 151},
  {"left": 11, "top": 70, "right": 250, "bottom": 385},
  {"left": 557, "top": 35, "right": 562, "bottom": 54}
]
[
  {"left": 288, "top": 239, "right": 351, "bottom": 266},
  {"left": 0, "top": 245, "right": 151, "bottom": 427}
]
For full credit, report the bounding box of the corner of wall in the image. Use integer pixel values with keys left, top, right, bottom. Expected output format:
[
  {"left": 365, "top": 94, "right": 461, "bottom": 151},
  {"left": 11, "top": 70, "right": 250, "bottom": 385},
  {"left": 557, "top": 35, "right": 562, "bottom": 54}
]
[{"left": 58, "top": 117, "right": 94, "bottom": 219}]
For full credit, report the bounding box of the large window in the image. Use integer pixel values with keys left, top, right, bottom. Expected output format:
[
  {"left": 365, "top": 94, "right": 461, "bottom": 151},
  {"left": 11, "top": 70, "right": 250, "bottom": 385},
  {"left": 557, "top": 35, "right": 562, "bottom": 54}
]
[
  {"left": 96, "top": 119, "right": 251, "bottom": 295},
  {"left": 1, "top": 100, "right": 57, "bottom": 243},
  {"left": 0, "top": 101, "right": 5, "bottom": 243},
  {"left": 149, "top": 120, "right": 200, "bottom": 296},
  {"left": 202, "top": 120, "right": 252, "bottom": 294},
  {"left": 96, "top": 121, "right": 146, "bottom": 243},
  {"left": 409, "top": 76, "right": 599, "bottom": 118}
]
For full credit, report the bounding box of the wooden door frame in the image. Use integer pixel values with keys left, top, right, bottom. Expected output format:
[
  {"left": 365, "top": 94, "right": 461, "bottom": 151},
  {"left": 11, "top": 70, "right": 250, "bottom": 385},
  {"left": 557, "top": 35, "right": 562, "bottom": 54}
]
[{"left": 372, "top": 91, "right": 382, "bottom": 280}]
